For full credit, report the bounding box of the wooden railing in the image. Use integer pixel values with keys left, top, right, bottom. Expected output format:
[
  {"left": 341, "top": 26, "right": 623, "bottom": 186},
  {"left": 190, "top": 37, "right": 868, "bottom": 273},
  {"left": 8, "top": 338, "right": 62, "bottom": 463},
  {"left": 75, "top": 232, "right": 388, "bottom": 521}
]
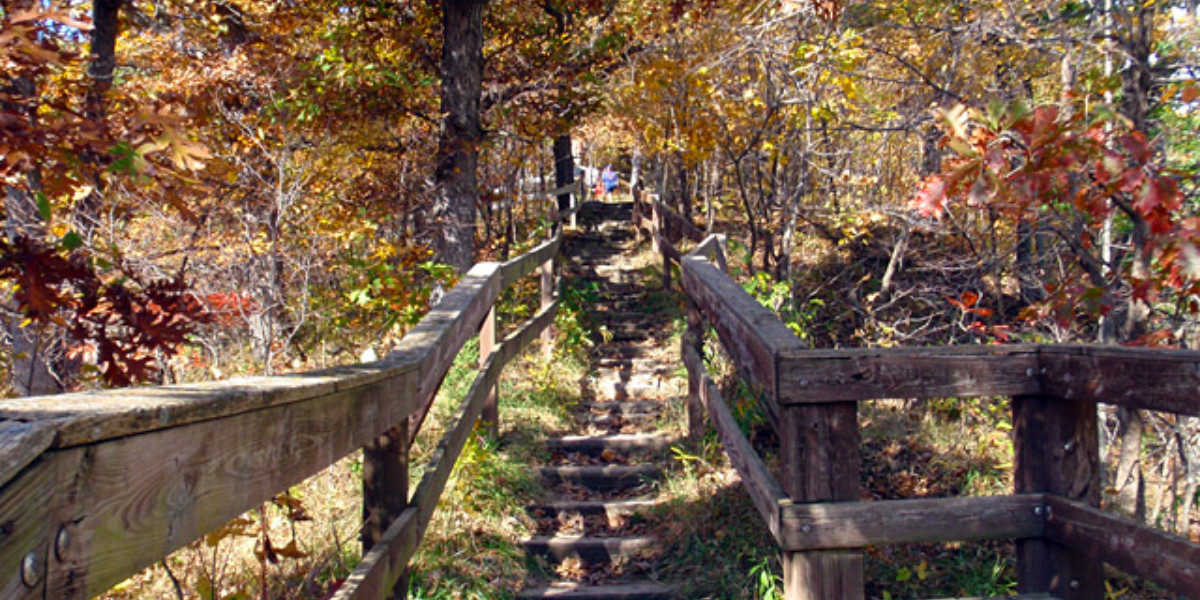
[
  {"left": 636, "top": 194, "right": 1200, "bottom": 600},
  {"left": 0, "top": 181, "right": 587, "bottom": 600}
]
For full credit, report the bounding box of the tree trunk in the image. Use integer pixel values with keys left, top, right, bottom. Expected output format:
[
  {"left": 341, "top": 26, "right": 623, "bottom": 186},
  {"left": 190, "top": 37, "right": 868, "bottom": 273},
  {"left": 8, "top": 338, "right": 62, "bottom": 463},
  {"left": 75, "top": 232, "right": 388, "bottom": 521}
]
[
  {"left": 432, "top": 0, "right": 486, "bottom": 274},
  {"left": 75, "top": 0, "right": 121, "bottom": 243},
  {"left": 553, "top": 134, "right": 575, "bottom": 214}
]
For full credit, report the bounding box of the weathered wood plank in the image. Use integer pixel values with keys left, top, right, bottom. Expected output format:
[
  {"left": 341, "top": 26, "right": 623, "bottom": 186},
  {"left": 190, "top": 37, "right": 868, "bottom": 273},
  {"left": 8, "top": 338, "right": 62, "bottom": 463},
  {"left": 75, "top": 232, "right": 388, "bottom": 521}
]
[
  {"left": 652, "top": 201, "right": 704, "bottom": 244},
  {"left": 480, "top": 307, "right": 499, "bottom": 439},
  {"left": 682, "top": 342, "right": 787, "bottom": 543},
  {"left": 0, "top": 360, "right": 419, "bottom": 449},
  {"left": 1012, "top": 395, "right": 1101, "bottom": 600},
  {"left": 1, "top": 367, "right": 418, "bottom": 600},
  {"left": 332, "top": 507, "right": 419, "bottom": 600},
  {"left": 0, "top": 420, "right": 57, "bottom": 489},
  {"left": 0, "top": 450, "right": 62, "bottom": 600},
  {"left": 545, "top": 181, "right": 582, "bottom": 198},
  {"left": 1039, "top": 345, "right": 1200, "bottom": 416},
  {"left": 496, "top": 300, "right": 559, "bottom": 368},
  {"left": 655, "top": 232, "right": 684, "bottom": 265},
  {"left": 778, "top": 495, "right": 1046, "bottom": 551},
  {"left": 540, "top": 255, "right": 555, "bottom": 359},
  {"left": 412, "top": 353, "right": 501, "bottom": 534},
  {"left": 681, "top": 255, "right": 805, "bottom": 411},
  {"left": 1043, "top": 495, "right": 1200, "bottom": 598},
  {"left": 362, "top": 421, "right": 409, "bottom": 600},
  {"left": 410, "top": 300, "right": 555, "bottom": 540},
  {"left": 689, "top": 234, "right": 728, "bottom": 273},
  {"left": 499, "top": 234, "right": 561, "bottom": 289},
  {"left": 779, "top": 400, "right": 862, "bottom": 600},
  {"left": 776, "top": 345, "right": 1041, "bottom": 404},
  {"left": 396, "top": 262, "right": 501, "bottom": 436}
]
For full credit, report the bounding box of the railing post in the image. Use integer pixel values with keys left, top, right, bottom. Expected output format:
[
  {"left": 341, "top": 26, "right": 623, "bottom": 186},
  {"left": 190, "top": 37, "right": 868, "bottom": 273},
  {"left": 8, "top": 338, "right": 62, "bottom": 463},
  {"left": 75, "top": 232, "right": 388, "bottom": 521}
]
[
  {"left": 570, "top": 188, "right": 578, "bottom": 229},
  {"left": 780, "top": 403, "right": 863, "bottom": 600},
  {"left": 540, "top": 256, "right": 555, "bottom": 359},
  {"left": 479, "top": 306, "right": 498, "bottom": 438},
  {"left": 363, "top": 421, "right": 410, "bottom": 600},
  {"left": 1012, "top": 395, "right": 1102, "bottom": 600},
  {"left": 684, "top": 301, "right": 705, "bottom": 438}
]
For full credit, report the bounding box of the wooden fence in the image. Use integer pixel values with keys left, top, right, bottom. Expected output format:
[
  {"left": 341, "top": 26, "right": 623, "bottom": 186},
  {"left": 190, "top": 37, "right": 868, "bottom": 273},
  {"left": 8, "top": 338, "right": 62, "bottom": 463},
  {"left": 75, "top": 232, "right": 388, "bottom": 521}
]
[
  {"left": 0, "top": 182, "right": 587, "bottom": 600},
  {"left": 636, "top": 193, "right": 1200, "bottom": 600}
]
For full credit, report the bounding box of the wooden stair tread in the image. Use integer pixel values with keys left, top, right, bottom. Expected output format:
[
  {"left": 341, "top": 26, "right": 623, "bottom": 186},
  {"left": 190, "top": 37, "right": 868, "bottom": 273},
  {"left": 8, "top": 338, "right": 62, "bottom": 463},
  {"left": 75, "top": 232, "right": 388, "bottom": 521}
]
[
  {"left": 518, "top": 581, "right": 674, "bottom": 599},
  {"left": 527, "top": 499, "right": 659, "bottom": 517},
  {"left": 547, "top": 434, "right": 671, "bottom": 453},
  {"left": 582, "top": 400, "right": 665, "bottom": 415},
  {"left": 522, "top": 535, "right": 658, "bottom": 562}
]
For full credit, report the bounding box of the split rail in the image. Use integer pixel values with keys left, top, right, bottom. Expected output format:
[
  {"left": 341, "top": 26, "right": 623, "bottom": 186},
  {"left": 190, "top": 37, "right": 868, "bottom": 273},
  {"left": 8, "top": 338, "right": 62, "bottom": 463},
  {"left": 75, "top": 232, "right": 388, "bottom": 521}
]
[
  {"left": 636, "top": 193, "right": 1200, "bottom": 600},
  {"left": 0, "top": 181, "right": 587, "bottom": 600}
]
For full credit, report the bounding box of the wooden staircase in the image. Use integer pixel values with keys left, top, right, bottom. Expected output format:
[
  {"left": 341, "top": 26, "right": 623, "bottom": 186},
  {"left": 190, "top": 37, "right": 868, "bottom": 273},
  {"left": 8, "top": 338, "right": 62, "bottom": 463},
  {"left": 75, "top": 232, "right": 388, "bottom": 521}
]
[{"left": 520, "top": 202, "right": 677, "bottom": 600}]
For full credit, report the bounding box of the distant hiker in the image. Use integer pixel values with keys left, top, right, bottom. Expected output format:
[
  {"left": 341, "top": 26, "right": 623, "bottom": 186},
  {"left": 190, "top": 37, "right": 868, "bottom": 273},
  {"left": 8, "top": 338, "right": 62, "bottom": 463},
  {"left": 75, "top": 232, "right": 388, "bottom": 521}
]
[{"left": 601, "top": 165, "right": 618, "bottom": 201}]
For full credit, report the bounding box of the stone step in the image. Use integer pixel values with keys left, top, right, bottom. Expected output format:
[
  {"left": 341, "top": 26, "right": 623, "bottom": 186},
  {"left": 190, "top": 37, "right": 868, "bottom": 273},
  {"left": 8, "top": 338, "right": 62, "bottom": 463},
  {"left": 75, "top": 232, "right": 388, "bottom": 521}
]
[
  {"left": 518, "top": 581, "right": 674, "bottom": 599},
  {"left": 547, "top": 434, "right": 671, "bottom": 455},
  {"left": 521, "top": 535, "right": 658, "bottom": 564},
  {"left": 538, "top": 464, "right": 661, "bottom": 492}
]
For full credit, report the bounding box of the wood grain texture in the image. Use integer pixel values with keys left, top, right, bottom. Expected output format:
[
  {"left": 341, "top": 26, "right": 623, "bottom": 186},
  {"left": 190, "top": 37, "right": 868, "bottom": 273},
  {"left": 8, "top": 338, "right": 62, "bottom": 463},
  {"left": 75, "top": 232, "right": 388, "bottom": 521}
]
[
  {"left": 777, "top": 345, "right": 1041, "bottom": 404},
  {"left": 0, "top": 420, "right": 56, "bottom": 489},
  {"left": 783, "top": 551, "right": 864, "bottom": 600},
  {"left": 1043, "top": 495, "right": 1200, "bottom": 598},
  {"left": 0, "top": 449, "right": 63, "bottom": 600},
  {"left": 362, "top": 421, "right": 409, "bottom": 600},
  {"left": 0, "top": 359, "right": 420, "bottom": 449},
  {"left": 500, "top": 234, "right": 561, "bottom": 289},
  {"left": 682, "top": 342, "right": 787, "bottom": 543},
  {"left": 779, "top": 401, "right": 861, "bottom": 600},
  {"left": 778, "top": 495, "right": 1046, "bottom": 551},
  {"left": 1040, "top": 345, "right": 1200, "bottom": 416},
  {"left": 0, "top": 367, "right": 418, "bottom": 600},
  {"left": 1012, "top": 395, "right": 1101, "bottom": 600},
  {"left": 681, "top": 255, "right": 805, "bottom": 413}
]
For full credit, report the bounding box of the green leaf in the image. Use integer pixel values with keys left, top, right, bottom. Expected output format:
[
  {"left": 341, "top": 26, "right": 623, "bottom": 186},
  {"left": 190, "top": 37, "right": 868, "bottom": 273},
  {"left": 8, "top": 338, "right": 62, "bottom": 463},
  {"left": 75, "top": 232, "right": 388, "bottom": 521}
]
[
  {"left": 35, "top": 192, "right": 51, "bottom": 221},
  {"left": 895, "top": 567, "right": 912, "bottom": 582},
  {"left": 61, "top": 231, "right": 83, "bottom": 251}
]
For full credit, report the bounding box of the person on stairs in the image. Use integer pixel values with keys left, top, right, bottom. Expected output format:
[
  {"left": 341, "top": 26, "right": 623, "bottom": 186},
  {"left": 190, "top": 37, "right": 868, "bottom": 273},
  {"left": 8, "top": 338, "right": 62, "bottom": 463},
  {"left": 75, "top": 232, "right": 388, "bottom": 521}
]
[{"left": 601, "top": 164, "right": 619, "bottom": 202}]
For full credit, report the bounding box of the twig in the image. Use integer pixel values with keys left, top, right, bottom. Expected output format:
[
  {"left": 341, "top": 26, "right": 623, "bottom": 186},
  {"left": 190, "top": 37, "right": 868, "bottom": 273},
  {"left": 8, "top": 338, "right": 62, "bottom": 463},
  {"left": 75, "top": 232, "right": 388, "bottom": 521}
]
[{"left": 161, "top": 559, "right": 186, "bottom": 600}]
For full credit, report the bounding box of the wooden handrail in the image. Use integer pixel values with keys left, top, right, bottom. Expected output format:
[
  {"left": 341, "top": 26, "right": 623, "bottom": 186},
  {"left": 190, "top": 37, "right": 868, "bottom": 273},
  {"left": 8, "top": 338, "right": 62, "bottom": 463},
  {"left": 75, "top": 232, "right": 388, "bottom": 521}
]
[
  {"left": 649, "top": 183, "right": 1200, "bottom": 599},
  {"left": 682, "top": 341, "right": 787, "bottom": 543},
  {"left": 0, "top": 205, "right": 573, "bottom": 600}
]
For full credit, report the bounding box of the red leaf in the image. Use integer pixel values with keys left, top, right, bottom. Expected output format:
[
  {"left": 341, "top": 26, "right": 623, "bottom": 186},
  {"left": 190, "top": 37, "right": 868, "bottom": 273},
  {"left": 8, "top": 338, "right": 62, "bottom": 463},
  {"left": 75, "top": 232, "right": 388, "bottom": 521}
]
[{"left": 912, "top": 175, "right": 947, "bottom": 218}]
